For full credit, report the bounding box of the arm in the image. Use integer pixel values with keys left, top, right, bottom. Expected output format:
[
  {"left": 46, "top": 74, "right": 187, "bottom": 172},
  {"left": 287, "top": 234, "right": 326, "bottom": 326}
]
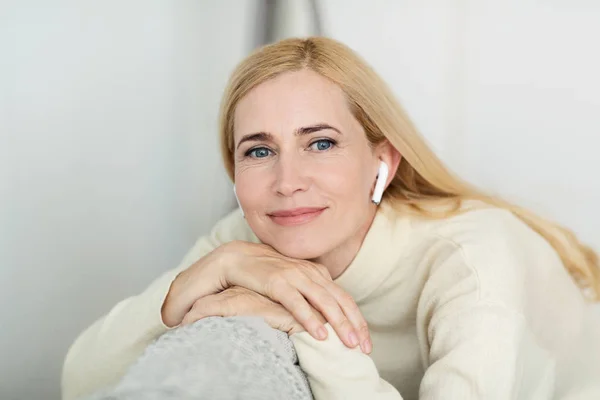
[
  {"left": 416, "top": 236, "right": 555, "bottom": 399},
  {"left": 61, "top": 209, "right": 254, "bottom": 400},
  {"left": 291, "top": 325, "right": 403, "bottom": 400},
  {"left": 181, "top": 286, "right": 388, "bottom": 400},
  {"left": 288, "top": 224, "right": 556, "bottom": 400}
]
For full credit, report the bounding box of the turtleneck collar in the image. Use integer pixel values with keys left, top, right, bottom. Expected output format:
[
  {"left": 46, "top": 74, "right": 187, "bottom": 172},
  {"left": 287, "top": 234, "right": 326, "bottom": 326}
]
[{"left": 333, "top": 200, "right": 410, "bottom": 303}]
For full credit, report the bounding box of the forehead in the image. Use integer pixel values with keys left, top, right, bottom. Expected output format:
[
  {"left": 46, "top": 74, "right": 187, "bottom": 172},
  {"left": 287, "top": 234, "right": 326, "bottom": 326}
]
[{"left": 233, "top": 69, "right": 353, "bottom": 138}]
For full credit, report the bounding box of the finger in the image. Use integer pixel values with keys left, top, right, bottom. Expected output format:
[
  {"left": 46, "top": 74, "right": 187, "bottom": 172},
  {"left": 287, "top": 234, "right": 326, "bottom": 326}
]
[
  {"left": 268, "top": 278, "right": 328, "bottom": 341},
  {"left": 293, "top": 274, "right": 360, "bottom": 349},
  {"left": 307, "top": 303, "right": 327, "bottom": 324},
  {"left": 224, "top": 258, "right": 346, "bottom": 343},
  {"left": 270, "top": 270, "right": 357, "bottom": 348},
  {"left": 324, "top": 282, "right": 371, "bottom": 353},
  {"left": 286, "top": 303, "right": 325, "bottom": 335},
  {"left": 301, "top": 268, "right": 371, "bottom": 353},
  {"left": 181, "top": 294, "right": 226, "bottom": 326},
  {"left": 263, "top": 303, "right": 299, "bottom": 334}
]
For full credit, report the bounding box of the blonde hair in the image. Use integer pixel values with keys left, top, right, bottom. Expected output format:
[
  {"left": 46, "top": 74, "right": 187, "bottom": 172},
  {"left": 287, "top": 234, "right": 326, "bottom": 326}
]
[{"left": 218, "top": 37, "right": 600, "bottom": 301}]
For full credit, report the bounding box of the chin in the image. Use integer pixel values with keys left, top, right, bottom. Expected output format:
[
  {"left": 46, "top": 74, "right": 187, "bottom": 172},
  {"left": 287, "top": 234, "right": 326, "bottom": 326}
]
[
  {"left": 267, "top": 234, "right": 329, "bottom": 260},
  {"left": 248, "top": 213, "right": 333, "bottom": 260}
]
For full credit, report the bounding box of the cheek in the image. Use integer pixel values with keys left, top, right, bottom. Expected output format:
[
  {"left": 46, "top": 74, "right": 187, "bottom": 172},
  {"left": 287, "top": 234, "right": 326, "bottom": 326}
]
[
  {"left": 234, "top": 165, "right": 271, "bottom": 209},
  {"left": 314, "top": 157, "right": 374, "bottom": 198}
]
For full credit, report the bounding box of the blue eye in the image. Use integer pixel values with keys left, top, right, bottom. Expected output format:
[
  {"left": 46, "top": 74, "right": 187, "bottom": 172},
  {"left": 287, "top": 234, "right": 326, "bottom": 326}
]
[
  {"left": 310, "top": 139, "right": 335, "bottom": 151},
  {"left": 247, "top": 147, "right": 271, "bottom": 158}
]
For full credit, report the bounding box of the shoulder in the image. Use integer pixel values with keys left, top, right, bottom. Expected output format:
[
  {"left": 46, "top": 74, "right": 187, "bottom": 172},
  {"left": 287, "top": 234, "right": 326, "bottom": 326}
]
[
  {"left": 430, "top": 202, "right": 556, "bottom": 271},
  {"left": 410, "top": 200, "right": 555, "bottom": 263},
  {"left": 427, "top": 204, "right": 542, "bottom": 258},
  {"left": 406, "top": 202, "right": 559, "bottom": 307}
]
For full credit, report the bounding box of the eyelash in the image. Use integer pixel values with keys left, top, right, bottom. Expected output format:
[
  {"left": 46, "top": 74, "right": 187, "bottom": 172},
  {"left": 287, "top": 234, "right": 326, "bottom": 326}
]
[{"left": 244, "top": 139, "right": 338, "bottom": 159}]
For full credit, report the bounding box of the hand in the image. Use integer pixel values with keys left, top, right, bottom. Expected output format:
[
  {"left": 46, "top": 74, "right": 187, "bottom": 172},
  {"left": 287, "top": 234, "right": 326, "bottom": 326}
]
[
  {"left": 181, "top": 286, "right": 324, "bottom": 336},
  {"left": 162, "top": 241, "right": 372, "bottom": 353}
]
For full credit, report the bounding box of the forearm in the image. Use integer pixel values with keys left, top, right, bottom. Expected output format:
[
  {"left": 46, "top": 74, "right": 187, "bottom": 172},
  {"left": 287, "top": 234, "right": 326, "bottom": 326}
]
[
  {"left": 62, "top": 268, "right": 180, "bottom": 400},
  {"left": 82, "top": 316, "right": 313, "bottom": 400},
  {"left": 291, "top": 324, "right": 403, "bottom": 400},
  {"left": 62, "top": 208, "right": 251, "bottom": 399}
]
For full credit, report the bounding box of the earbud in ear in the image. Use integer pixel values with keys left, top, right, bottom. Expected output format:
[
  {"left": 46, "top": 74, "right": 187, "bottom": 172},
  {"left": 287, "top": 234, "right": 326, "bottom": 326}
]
[
  {"left": 233, "top": 185, "right": 245, "bottom": 217},
  {"left": 371, "top": 161, "right": 389, "bottom": 206}
]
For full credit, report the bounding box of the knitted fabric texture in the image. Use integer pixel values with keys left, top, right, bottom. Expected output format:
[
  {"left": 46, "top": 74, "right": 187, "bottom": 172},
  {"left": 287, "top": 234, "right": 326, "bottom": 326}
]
[{"left": 83, "top": 316, "right": 314, "bottom": 400}]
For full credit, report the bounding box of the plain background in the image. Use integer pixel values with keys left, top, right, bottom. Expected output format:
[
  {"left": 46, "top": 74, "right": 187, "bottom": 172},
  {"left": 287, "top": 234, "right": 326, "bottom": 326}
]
[{"left": 1, "top": 1, "right": 599, "bottom": 399}]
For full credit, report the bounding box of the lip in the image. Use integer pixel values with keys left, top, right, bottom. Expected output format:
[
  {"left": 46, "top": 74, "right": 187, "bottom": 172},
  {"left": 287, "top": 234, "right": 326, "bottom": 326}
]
[{"left": 268, "top": 207, "right": 327, "bottom": 226}]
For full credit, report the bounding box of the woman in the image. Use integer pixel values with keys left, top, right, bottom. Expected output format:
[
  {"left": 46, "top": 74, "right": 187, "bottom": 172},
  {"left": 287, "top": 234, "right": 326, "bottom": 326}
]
[{"left": 63, "top": 37, "right": 600, "bottom": 400}]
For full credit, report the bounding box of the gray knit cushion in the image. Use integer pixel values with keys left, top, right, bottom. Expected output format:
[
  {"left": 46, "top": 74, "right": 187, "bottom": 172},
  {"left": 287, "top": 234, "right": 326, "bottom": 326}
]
[{"left": 83, "top": 316, "right": 313, "bottom": 400}]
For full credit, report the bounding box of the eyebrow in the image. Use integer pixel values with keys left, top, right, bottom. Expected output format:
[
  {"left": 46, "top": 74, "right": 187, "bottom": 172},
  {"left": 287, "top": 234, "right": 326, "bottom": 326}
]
[{"left": 236, "top": 123, "right": 342, "bottom": 150}]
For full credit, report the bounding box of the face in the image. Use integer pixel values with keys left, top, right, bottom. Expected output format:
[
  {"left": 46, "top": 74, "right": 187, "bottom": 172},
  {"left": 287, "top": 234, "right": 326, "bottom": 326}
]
[{"left": 233, "top": 69, "right": 390, "bottom": 262}]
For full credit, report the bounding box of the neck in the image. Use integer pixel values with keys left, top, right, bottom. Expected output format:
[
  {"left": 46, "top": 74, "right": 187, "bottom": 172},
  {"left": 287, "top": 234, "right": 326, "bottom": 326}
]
[{"left": 313, "top": 206, "right": 378, "bottom": 279}]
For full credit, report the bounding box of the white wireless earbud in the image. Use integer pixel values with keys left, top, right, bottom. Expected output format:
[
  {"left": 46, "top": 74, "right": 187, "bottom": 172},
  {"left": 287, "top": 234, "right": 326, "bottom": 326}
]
[
  {"left": 371, "top": 161, "right": 389, "bottom": 206},
  {"left": 233, "top": 185, "right": 245, "bottom": 217}
]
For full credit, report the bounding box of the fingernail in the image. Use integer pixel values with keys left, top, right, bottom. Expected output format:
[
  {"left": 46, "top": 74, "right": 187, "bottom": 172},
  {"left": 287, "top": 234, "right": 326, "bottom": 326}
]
[
  {"left": 348, "top": 331, "right": 359, "bottom": 347},
  {"left": 363, "top": 339, "right": 372, "bottom": 354},
  {"left": 317, "top": 326, "right": 328, "bottom": 340}
]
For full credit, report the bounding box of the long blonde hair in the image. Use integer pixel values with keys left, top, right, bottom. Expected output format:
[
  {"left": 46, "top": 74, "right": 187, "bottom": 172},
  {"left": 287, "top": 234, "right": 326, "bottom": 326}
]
[{"left": 218, "top": 37, "right": 600, "bottom": 301}]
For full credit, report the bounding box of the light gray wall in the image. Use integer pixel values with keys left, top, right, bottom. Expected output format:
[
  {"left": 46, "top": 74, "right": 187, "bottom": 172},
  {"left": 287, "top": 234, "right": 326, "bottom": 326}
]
[
  {"left": 1, "top": 1, "right": 599, "bottom": 399},
  {"left": 0, "top": 1, "right": 256, "bottom": 398}
]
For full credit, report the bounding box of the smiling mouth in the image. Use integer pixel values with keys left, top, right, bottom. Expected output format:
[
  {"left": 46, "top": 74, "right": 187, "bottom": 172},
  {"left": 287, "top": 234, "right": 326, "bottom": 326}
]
[{"left": 267, "top": 207, "right": 327, "bottom": 226}]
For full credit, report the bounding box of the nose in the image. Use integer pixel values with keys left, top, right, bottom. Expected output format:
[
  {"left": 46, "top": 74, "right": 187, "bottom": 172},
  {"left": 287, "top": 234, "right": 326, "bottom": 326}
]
[{"left": 272, "top": 153, "right": 310, "bottom": 197}]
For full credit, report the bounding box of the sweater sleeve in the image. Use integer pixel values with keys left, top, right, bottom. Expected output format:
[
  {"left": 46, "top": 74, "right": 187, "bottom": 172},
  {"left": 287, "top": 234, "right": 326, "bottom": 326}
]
[
  {"left": 61, "top": 208, "right": 254, "bottom": 400},
  {"left": 416, "top": 234, "right": 555, "bottom": 399},
  {"left": 291, "top": 324, "right": 404, "bottom": 400}
]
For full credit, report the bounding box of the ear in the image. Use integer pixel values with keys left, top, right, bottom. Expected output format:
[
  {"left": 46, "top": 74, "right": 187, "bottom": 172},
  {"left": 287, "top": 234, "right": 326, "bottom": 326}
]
[{"left": 375, "top": 140, "right": 401, "bottom": 188}]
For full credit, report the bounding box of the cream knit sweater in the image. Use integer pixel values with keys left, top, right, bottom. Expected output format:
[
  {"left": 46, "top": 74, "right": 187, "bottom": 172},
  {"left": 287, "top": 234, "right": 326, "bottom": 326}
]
[{"left": 62, "top": 201, "right": 600, "bottom": 400}]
